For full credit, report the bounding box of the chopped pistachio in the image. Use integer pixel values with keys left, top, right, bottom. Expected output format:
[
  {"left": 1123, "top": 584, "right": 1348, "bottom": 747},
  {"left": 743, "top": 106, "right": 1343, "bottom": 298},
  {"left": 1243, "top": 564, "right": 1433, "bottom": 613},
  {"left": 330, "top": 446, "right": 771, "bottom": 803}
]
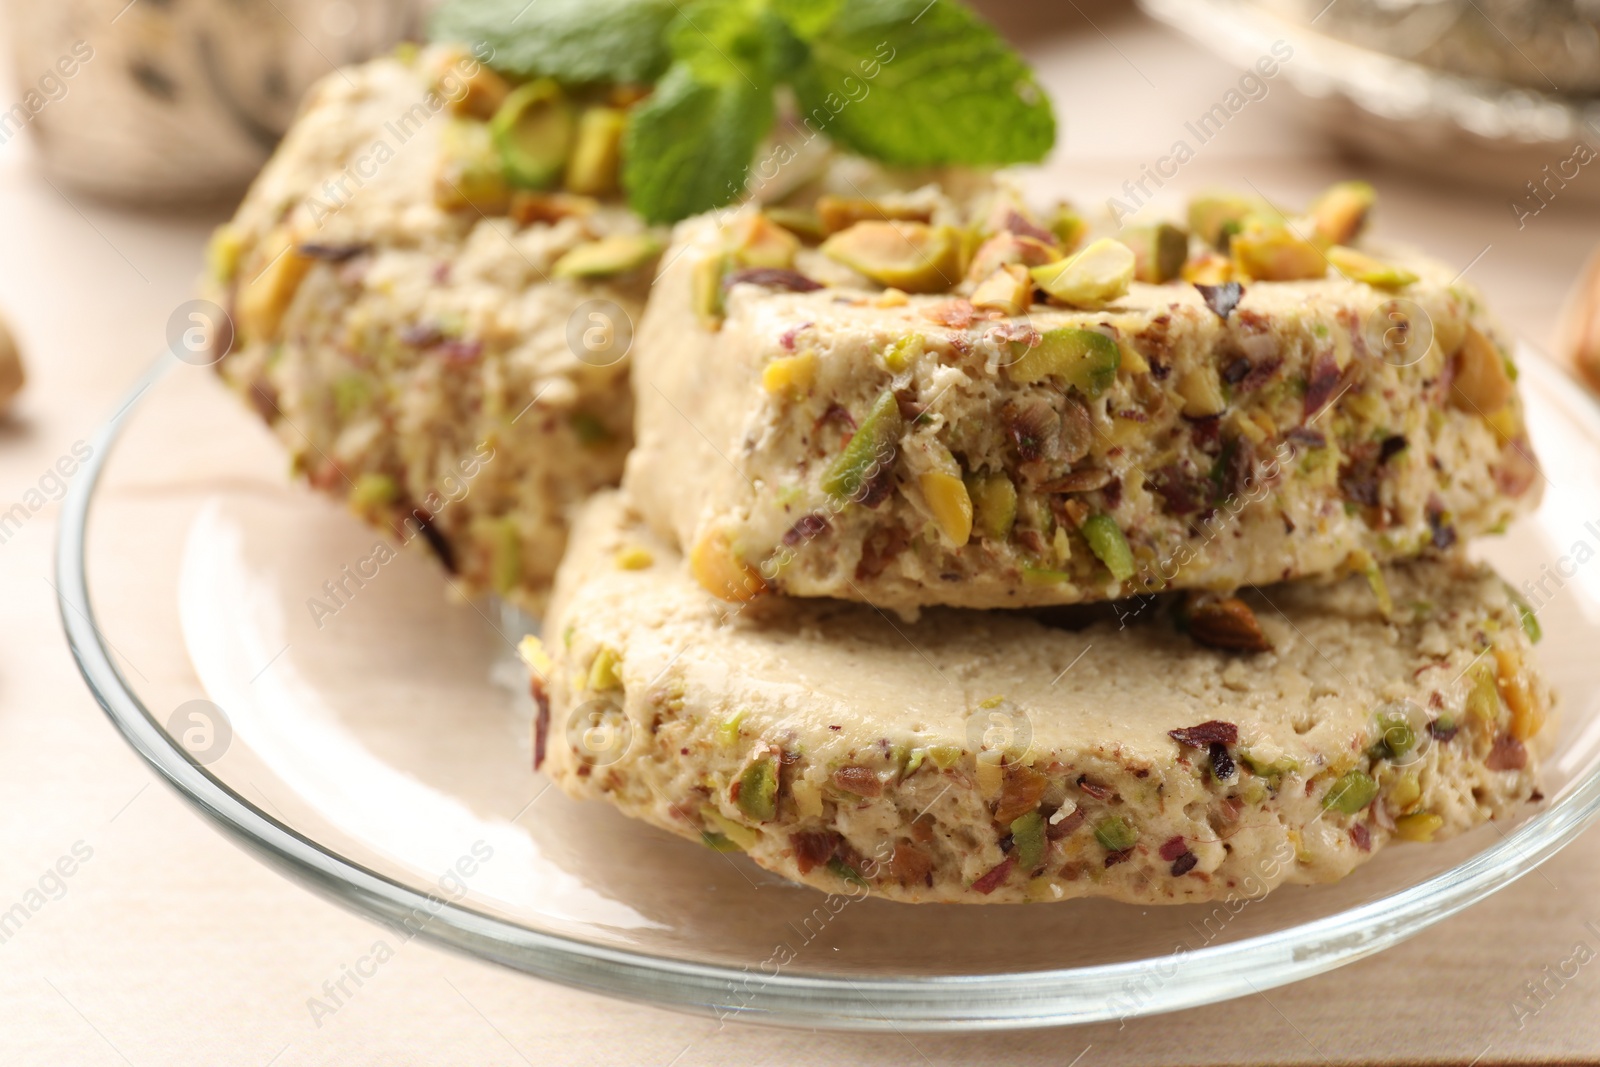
[
  {"left": 1231, "top": 223, "right": 1327, "bottom": 281},
  {"left": 1006, "top": 327, "right": 1120, "bottom": 396},
  {"left": 791, "top": 777, "right": 823, "bottom": 818},
  {"left": 1323, "top": 770, "right": 1379, "bottom": 814},
  {"left": 821, "top": 389, "right": 902, "bottom": 503},
  {"left": 732, "top": 212, "right": 801, "bottom": 270},
  {"left": 816, "top": 195, "right": 930, "bottom": 235},
  {"left": 206, "top": 224, "right": 245, "bottom": 286},
  {"left": 761, "top": 349, "right": 818, "bottom": 397},
  {"left": 827, "top": 857, "right": 868, "bottom": 886},
  {"left": 1050, "top": 205, "right": 1087, "bottom": 253},
  {"left": 236, "top": 228, "right": 314, "bottom": 344},
  {"left": 1328, "top": 246, "right": 1417, "bottom": 289},
  {"left": 927, "top": 744, "right": 964, "bottom": 770},
  {"left": 970, "top": 263, "right": 1032, "bottom": 315},
  {"left": 1369, "top": 704, "right": 1418, "bottom": 761},
  {"left": 881, "top": 333, "right": 924, "bottom": 372},
  {"left": 1181, "top": 252, "right": 1234, "bottom": 286},
  {"left": 1126, "top": 222, "right": 1190, "bottom": 283},
  {"left": 552, "top": 233, "right": 663, "bottom": 279},
  {"left": 1082, "top": 513, "right": 1135, "bottom": 582},
  {"left": 349, "top": 472, "right": 399, "bottom": 516},
  {"left": 564, "top": 106, "right": 626, "bottom": 196},
  {"left": 1031, "top": 238, "right": 1135, "bottom": 309},
  {"left": 435, "top": 119, "right": 510, "bottom": 213},
  {"left": 737, "top": 757, "right": 779, "bottom": 821},
  {"left": 1450, "top": 326, "right": 1514, "bottom": 414},
  {"left": 715, "top": 710, "right": 745, "bottom": 749},
  {"left": 700, "top": 830, "right": 743, "bottom": 852},
  {"left": 820, "top": 221, "right": 961, "bottom": 293},
  {"left": 1173, "top": 365, "right": 1227, "bottom": 418},
  {"left": 1390, "top": 772, "right": 1422, "bottom": 812},
  {"left": 1093, "top": 814, "right": 1137, "bottom": 852},
  {"left": 1495, "top": 643, "right": 1543, "bottom": 741},
  {"left": 689, "top": 530, "right": 767, "bottom": 601},
  {"left": 701, "top": 807, "right": 759, "bottom": 850},
  {"left": 1310, "top": 181, "right": 1375, "bottom": 246},
  {"left": 919, "top": 471, "right": 973, "bottom": 547},
  {"left": 490, "top": 517, "right": 521, "bottom": 595},
  {"left": 490, "top": 78, "right": 574, "bottom": 189},
  {"left": 614, "top": 546, "right": 654, "bottom": 570},
  {"left": 1010, "top": 812, "right": 1048, "bottom": 873},
  {"left": 1506, "top": 584, "right": 1542, "bottom": 643},
  {"left": 587, "top": 647, "right": 623, "bottom": 692},
  {"left": 1465, "top": 661, "right": 1501, "bottom": 724},
  {"left": 964, "top": 471, "right": 1018, "bottom": 542},
  {"left": 692, "top": 252, "right": 731, "bottom": 328},
  {"left": 1188, "top": 191, "right": 1278, "bottom": 250},
  {"left": 1394, "top": 811, "right": 1444, "bottom": 842},
  {"left": 568, "top": 412, "right": 611, "bottom": 446},
  {"left": 763, "top": 206, "right": 826, "bottom": 242}
]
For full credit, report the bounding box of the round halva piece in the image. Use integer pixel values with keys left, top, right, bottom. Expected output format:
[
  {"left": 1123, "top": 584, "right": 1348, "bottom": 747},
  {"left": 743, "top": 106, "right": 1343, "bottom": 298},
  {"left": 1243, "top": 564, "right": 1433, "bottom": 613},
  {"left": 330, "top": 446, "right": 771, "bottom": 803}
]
[{"left": 524, "top": 493, "right": 1551, "bottom": 905}]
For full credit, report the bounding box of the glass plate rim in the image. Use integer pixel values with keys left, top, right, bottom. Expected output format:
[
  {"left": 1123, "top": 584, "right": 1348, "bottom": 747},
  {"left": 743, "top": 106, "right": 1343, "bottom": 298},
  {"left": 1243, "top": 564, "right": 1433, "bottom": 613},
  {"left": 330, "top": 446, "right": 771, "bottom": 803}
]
[{"left": 55, "top": 348, "right": 1600, "bottom": 1032}]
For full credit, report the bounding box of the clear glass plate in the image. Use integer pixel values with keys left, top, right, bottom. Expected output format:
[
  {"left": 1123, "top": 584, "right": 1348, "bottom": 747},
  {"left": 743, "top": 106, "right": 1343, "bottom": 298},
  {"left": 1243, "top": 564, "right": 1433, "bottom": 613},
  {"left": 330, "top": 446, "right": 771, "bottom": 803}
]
[{"left": 57, "top": 344, "right": 1600, "bottom": 1031}]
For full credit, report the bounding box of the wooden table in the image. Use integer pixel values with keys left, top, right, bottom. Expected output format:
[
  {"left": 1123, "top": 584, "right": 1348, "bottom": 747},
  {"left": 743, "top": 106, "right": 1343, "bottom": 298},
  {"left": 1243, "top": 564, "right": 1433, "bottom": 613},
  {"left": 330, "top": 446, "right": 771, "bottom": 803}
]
[{"left": 2, "top": 4, "right": 1598, "bottom": 1063}]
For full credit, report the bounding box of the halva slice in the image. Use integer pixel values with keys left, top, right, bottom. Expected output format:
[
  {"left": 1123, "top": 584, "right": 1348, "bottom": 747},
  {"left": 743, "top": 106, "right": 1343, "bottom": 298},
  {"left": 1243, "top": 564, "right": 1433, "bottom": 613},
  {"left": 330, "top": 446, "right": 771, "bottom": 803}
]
[
  {"left": 207, "top": 46, "right": 657, "bottom": 609},
  {"left": 625, "top": 191, "right": 1541, "bottom": 614},
  {"left": 524, "top": 492, "right": 1551, "bottom": 905}
]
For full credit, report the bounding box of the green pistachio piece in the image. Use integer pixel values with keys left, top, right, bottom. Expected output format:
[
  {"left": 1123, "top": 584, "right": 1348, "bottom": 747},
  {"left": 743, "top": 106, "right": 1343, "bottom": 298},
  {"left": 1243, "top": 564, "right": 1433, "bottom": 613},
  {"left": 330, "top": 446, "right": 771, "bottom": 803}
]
[
  {"left": 1370, "top": 703, "right": 1418, "bottom": 761},
  {"left": 1187, "top": 191, "right": 1279, "bottom": 251},
  {"left": 1327, "top": 246, "right": 1417, "bottom": 290},
  {"left": 821, "top": 389, "right": 902, "bottom": 503},
  {"left": 964, "top": 471, "right": 1018, "bottom": 542},
  {"left": 1007, "top": 326, "right": 1120, "bottom": 397},
  {"left": 490, "top": 516, "right": 521, "bottom": 595},
  {"left": 490, "top": 78, "right": 574, "bottom": 189},
  {"left": 820, "top": 221, "right": 961, "bottom": 293},
  {"left": 435, "top": 119, "right": 510, "bottom": 213},
  {"left": 587, "top": 646, "right": 623, "bottom": 692},
  {"left": 1030, "top": 238, "right": 1135, "bottom": 308},
  {"left": 1010, "top": 811, "right": 1047, "bottom": 873},
  {"left": 564, "top": 106, "right": 626, "bottom": 196},
  {"left": 1231, "top": 223, "right": 1327, "bottom": 281},
  {"left": 1094, "top": 813, "right": 1137, "bottom": 852},
  {"left": 1126, "top": 222, "right": 1190, "bottom": 283},
  {"left": 700, "top": 807, "right": 758, "bottom": 850},
  {"left": 692, "top": 251, "right": 731, "bottom": 327},
  {"left": 1081, "top": 513, "right": 1135, "bottom": 582},
  {"left": 1323, "top": 770, "right": 1379, "bottom": 814},
  {"left": 927, "top": 744, "right": 964, "bottom": 770},
  {"left": 349, "top": 472, "right": 399, "bottom": 512},
  {"left": 762, "top": 206, "right": 826, "bottom": 243},
  {"left": 1051, "top": 206, "right": 1087, "bottom": 253},
  {"left": 552, "top": 233, "right": 663, "bottom": 279},
  {"left": 737, "top": 757, "right": 779, "bottom": 821},
  {"left": 1506, "top": 584, "right": 1542, "bottom": 643},
  {"left": 1310, "top": 180, "right": 1375, "bottom": 246},
  {"left": 827, "top": 857, "right": 868, "bottom": 886},
  {"left": 882, "top": 333, "right": 924, "bottom": 373},
  {"left": 569, "top": 411, "right": 612, "bottom": 446}
]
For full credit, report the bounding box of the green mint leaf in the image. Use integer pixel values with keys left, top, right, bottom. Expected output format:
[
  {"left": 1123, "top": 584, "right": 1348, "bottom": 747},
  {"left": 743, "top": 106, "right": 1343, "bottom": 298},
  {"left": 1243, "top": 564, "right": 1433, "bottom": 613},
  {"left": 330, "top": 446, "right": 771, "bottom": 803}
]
[
  {"left": 667, "top": 0, "right": 783, "bottom": 87},
  {"left": 623, "top": 62, "right": 774, "bottom": 224},
  {"left": 769, "top": 0, "right": 844, "bottom": 39},
  {"left": 428, "top": 0, "right": 677, "bottom": 86},
  {"left": 790, "top": 0, "right": 1054, "bottom": 166}
]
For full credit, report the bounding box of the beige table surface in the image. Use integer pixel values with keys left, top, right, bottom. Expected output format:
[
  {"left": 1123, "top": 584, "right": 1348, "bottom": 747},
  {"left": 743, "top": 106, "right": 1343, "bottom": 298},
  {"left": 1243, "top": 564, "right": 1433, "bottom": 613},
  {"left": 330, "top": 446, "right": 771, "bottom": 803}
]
[{"left": 3, "top": 5, "right": 1600, "bottom": 1065}]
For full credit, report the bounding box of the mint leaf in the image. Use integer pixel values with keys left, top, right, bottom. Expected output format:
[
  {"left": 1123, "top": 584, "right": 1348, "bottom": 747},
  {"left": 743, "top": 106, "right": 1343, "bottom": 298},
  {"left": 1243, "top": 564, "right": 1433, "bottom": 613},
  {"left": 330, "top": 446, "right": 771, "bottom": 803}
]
[
  {"left": 667, "top": 0, "right": 785, "bottom": 87},
  {"left": 429, "top": 0, "right": 677, "bottom": 85},
  {"left": 790, "top": 0, "right": 1054, "bottom": 166},
  {"left": 623, "top": 62, "right": 774, "bottom": 224},
  {"left": 770, "top": 0, "right": 844, "bottom": 39}
]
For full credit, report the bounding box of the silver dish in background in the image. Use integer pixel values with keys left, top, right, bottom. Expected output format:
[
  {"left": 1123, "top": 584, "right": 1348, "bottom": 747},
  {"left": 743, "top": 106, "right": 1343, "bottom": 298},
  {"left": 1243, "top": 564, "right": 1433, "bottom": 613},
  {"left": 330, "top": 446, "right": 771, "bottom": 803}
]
[{"left": 1140, "top": 0, "right": 1600, "bottom": 200}]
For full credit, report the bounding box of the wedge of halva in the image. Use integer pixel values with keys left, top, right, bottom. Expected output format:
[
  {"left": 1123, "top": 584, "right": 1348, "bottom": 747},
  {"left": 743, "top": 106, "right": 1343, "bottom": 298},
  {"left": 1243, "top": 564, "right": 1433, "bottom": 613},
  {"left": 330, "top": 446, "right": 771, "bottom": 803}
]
[
  {"left": 522, "top": 492, "right": 1550, "bottom": 905},
  {"left": 625, "top": 193, "right": 1540, "bottom": 615}
]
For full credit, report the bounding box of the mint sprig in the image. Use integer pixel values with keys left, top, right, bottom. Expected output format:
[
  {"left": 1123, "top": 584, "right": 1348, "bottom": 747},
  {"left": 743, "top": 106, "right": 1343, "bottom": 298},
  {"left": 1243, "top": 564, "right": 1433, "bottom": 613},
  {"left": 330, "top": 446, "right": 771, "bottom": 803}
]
[{"left": 430, "top": 0, "right": 1056, "bottom": 224}]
